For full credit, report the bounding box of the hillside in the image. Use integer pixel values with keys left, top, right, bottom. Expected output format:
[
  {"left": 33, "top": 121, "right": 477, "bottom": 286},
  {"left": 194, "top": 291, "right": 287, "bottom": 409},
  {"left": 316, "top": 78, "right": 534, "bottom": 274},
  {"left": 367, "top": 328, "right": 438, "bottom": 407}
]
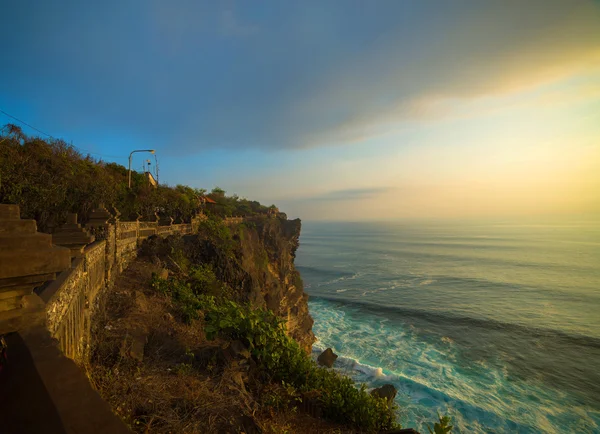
[
  {"left": 0, "top": 125, "right": 451, "bottom": 433},
  {"left": 0, "top": 124, "right": 274, "bottom": 232}
]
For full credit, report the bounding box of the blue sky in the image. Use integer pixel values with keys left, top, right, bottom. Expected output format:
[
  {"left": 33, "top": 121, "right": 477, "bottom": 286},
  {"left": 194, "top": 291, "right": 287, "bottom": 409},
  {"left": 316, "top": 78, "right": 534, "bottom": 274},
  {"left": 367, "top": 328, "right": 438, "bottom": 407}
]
[{"left": 1, "top": 0, "right": 599, "bottom": 220}]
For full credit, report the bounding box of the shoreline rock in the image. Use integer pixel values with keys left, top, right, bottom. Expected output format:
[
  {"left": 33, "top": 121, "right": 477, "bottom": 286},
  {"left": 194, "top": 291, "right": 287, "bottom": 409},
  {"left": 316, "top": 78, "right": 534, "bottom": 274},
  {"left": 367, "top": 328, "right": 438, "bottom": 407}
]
[
  {"left": 371, "top": 384, "right": 397, "bottom": 407},
  {"left": 317, "top": 348, "right": 338, "bottom": 368}
]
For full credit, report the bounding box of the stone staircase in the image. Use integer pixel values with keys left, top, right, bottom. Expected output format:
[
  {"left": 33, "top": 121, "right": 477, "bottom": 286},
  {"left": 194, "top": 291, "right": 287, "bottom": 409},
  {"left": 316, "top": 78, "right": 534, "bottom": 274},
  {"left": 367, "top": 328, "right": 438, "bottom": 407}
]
[
  {"left": 0, "top": 204, "right": 131, "bottom": 433},
  {"left": 0, "top": 204, "right": 71, "bottom": 335}
]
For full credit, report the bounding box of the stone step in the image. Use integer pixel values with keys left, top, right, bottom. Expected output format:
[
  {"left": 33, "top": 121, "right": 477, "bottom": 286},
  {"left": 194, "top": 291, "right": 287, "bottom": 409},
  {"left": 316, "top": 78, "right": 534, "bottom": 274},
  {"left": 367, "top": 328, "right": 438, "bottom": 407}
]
[
  {"left": 0, "top": 295, "right": 46, "bottom": 335},
  {"left": 0, "top": 232, "right": 53, "bottom": 251},
  {"left": 0, "top": 295, "right": 22, "bottom": 311},
  {"left": 0, "top": 246, "right": 70, "bottom": 280},
  {"left": 0, "top": 219, "right": 37, "bottom": 234},
  {"left": 0, "top": 287, "right": 32, "bottom": 300},
  {"left": 0, "top": 273, "right": 56, "bottom": 290},
  {"left": 0, "top": 204, "right": 20, "bottom": 220}
]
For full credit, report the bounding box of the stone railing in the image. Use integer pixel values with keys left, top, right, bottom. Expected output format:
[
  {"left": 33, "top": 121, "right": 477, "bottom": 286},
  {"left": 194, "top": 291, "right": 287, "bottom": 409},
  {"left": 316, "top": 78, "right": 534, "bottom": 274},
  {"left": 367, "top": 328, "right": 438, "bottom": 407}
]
[
  {"left": 157, "top": 224, "right": 173, "bottom": 236},
  {"left": 0, "top": 204, "right": 130, "bottom": 432},
  {"left": 0, "top": 205, "right": 209, "bottom": 363},
  {"left": 0, "top": 204, "right": 71, "bottom": 335},
  {"left": 116, "top": 221, "right": 138, "bottom": 273},
  {"left": 41, "top": 241, "right": 107, "bottom": 360},
  {"left": 172, "top": 223, "right": 193, "bottom": 235},
  {"left": 138, "top": 221, "right": 158, "bottom": 239},
  {"left": 46, "top": 213, "right": 202, "bottom": 362},
  {"left": 224, "top": 216, "right": 245, "bottom": 225}
]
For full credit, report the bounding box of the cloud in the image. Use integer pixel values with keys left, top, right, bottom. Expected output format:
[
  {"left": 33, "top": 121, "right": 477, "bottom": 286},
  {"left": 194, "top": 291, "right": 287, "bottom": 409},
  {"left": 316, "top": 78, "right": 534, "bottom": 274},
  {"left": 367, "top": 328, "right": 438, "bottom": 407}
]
[
  {"left": 220, "top": 7, "right": 258, "bottom": 36},
  {"left": 294, "top": 187, "right": 393, "bottom": 202},
  {"left": 1, "top": 0, "right": 599, "bottom": 154}
]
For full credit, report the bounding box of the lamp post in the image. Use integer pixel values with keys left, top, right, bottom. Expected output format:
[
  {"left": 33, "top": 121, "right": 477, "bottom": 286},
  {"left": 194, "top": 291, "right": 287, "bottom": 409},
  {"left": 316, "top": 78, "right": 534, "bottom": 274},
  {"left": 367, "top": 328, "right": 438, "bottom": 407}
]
[{"left": 128, "top": 149, "right": 155, "bottom": 188}]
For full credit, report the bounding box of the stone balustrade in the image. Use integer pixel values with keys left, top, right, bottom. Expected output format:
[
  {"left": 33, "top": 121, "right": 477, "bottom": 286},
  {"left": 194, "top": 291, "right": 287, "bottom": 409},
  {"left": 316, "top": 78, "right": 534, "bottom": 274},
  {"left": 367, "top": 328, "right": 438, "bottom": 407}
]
[
  {"left": 1, "top": 204, "right": 207, "bottom": 360},
  {"left": 138, "top": 221, "right": 158, "bottom": 238},
  {"left": 52, "top": 213, "right": 95, "bottom": 259},
  {"left": 0, "top": 205, "right": 71, "bottom": 335},
  {"left": 0, "top": 203, "right": 209, "bottom": 433},
  {"left": 224, "top": 216, "right": 245, "bottom": 225},
  {"left": 40, "top": 241, "right": 106, "bottom": 360}
]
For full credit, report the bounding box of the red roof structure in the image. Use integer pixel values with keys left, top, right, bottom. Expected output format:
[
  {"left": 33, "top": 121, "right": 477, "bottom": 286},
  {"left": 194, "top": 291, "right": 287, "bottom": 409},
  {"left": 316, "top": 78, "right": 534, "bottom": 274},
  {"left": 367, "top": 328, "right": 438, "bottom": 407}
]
[{"left": 199, "top": 195, "right": 217, "bottom": 204}]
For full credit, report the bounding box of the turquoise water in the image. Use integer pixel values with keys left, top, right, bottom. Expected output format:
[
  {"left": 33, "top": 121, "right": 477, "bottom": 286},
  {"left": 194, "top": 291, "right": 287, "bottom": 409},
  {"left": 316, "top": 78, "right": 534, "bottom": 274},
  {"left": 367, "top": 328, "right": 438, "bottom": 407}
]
[{"left": 295, "top": 221, "right": 600, "bottom": 433}]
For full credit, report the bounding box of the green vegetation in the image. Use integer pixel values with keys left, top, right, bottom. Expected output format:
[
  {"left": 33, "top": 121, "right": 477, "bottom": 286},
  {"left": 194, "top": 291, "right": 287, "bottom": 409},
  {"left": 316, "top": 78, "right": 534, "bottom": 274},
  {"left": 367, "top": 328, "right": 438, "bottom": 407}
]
[
  {"left": 151, "top": 271, "right": 397, "bottom": 432},
  {"left": 151, "top": 264, "right": 224, "bottom": 323},
  {"left": 201, "top": 295, "right": 397, "bottom": 431},
  {"left": 196, "top": 215, "right": 236, "bottom": 257},
  {"left": 428, "top": 414, "right": 453, "bottom": 434},
  {"left": 0, "top": 124, "right": 274, "bottom": 231},
  {"left": 3, "top": 123, "right": 454, "bottom": 432}
]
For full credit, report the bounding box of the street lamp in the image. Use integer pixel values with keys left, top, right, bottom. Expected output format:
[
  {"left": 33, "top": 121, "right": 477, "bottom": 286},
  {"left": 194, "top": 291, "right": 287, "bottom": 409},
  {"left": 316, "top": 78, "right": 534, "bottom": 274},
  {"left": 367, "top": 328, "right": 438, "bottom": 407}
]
[{"left": 128, "top": 149, "right": 155, "bottom": 188}]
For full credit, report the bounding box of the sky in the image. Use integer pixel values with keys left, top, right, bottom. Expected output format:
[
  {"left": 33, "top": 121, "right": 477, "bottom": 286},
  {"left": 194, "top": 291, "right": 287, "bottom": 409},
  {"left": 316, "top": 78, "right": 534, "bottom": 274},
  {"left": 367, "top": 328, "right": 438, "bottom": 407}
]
[{"left": 1, "top": 0, "right": 599, "bottom": 221}]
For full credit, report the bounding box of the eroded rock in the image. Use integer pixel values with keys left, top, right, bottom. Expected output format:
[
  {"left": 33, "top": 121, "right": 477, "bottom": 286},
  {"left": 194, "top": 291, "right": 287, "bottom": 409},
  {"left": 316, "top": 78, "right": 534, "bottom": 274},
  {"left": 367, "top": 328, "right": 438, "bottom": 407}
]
[
  {"left": 119, "top": 329, "right": 148, "bottom": 363},
  {"left": 370, "top": 384, "right": 397, "bottom": 404},
  {"left": 317, "top": 348, "right": 338, "bottom": 368}
]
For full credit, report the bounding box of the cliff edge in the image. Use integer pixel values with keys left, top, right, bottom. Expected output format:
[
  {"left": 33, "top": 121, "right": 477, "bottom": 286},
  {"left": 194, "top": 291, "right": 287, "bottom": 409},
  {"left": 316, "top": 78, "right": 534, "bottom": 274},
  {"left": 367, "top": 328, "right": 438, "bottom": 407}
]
[{"left": 142, "top": 216, "right": 315, "bottom": 352}]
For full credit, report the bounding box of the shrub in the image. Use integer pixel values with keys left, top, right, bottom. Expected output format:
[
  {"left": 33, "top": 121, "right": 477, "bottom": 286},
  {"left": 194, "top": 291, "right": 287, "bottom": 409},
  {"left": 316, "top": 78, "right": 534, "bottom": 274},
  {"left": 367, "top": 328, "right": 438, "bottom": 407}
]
[
  {"left": 0, "top": 125, "right": 276, "bottom": 231},
  {"left": 198, "top": 295, "right": 398, "bottom": 432},
  {"left": 151, "top": 275, "right": 202, "bottom": 324},
  {"left": 196, "top": 216, "right": 236, "bottom": 258},
  {"left": 428, "top": 414, "right": 453, "bottom": 434},
  {"left": 150, "top": 273, "right": 452, "bottom": 433}
]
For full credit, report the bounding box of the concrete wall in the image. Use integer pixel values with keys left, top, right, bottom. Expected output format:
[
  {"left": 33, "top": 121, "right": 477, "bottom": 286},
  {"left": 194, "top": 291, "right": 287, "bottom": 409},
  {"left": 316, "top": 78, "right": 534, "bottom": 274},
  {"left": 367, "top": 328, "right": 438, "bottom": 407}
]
[{"left": 39, "top": 215, "right": 206, "bottom": 363}]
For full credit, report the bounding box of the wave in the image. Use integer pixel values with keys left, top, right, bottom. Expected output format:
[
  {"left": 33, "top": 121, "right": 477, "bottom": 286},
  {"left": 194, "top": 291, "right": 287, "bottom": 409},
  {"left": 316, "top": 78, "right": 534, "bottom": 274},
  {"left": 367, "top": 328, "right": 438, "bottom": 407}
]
[
  {"left": 309, "top": 295, "right": 600, "bottom": 350},
  {"left": 297, "top": 265, "right": 355, "bottom": 279},
  {"left": 312, "top": 343, "right": 389, "bottom": 379},
  {"left": 297, "top": 265, "right": 363, "bottom": 287},
  {"left": 310, "top": 344, "right": 540, "bottom": 433},
  {"left": 352, "top": 244, "right": 598, "bottom": 275},
  {"left": 387, "top": 273, "right": 600, "bottom": 301}
]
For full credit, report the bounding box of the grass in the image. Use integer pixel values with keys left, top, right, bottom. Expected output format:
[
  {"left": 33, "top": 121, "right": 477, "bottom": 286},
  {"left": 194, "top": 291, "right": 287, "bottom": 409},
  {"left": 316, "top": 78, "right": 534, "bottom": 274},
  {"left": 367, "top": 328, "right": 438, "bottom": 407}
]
[
  {"left": 152, "top": 270, "right": 398, "bottom": 432},
  {"left": 88, "top": 242, "right": 452, "bottom": 433},
  {"left": 87, "top": 259, "right": 352, "bottom": 433}
]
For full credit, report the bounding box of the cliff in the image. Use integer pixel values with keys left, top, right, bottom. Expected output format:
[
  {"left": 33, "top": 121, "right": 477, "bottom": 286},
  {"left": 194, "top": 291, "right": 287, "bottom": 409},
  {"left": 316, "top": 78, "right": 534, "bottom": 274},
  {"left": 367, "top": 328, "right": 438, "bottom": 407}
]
[
  {"left": 85, "top": 215, "right": 399, "bottom": 433},
  {"left": 233, "top": 218, "right": 315, "bottom": 352},
  {"left": 142, "top": 216, "right": 315, "bottom": 352}
]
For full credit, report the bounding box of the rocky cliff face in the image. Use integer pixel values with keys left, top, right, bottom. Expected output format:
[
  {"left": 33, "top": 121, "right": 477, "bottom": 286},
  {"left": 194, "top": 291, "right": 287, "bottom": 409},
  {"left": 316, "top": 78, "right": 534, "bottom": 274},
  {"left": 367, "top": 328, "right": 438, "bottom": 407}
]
[
  {"left": 145, "top": 217, "right": 315, "bottom": 352},
  {"left": 237, "top": 218, "right": 315, "bottom": 352}
]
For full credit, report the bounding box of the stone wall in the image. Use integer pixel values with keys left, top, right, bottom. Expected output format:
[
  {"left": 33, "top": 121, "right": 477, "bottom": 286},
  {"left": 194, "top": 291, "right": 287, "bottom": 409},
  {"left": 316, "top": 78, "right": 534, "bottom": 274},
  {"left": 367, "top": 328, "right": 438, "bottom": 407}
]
[
  {"left": 116, "top": 221, "right": 138, "bottom": 273},
  {"left": 86, "top": 241, "right": 106, "bottom": 304},
  {"left": 43, "top": 257, "right": 87, "bottom": 359},
  {"left": 0, "top": 204, "right": 71, "bottom": 335},
  {"left": 0, "top": 204, "right": 137, "bottom": 433},
  {"left": 105, "top": 224, "right": 116, "bottom": 285},
  {"left": 224, "top": 216, "right": 244, "bottom": 225},
  {"left": 172, "top": 223, "right": 193, "bottom": 235},
  {"left": 138, "top": 221, "right": 158, "bottom": 239},
  {"left": 39, "top": 216, "right": 200, "bottom": 363}
]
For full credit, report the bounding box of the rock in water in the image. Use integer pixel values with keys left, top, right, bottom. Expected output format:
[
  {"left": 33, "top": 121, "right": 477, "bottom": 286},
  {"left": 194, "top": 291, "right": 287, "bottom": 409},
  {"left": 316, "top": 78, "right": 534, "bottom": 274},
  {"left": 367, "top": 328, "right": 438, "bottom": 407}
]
[
  {"left": 370, "top": 384, "right": 397, "bottom": 404},
  {"left": 317, "top": 348, "right": 338, "bottom": 368}
]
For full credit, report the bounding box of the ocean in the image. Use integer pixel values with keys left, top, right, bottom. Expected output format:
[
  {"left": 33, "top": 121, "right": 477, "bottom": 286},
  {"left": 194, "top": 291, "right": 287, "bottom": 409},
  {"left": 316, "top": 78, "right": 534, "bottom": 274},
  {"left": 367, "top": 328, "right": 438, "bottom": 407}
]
[{"left": 295, "top": 220, "right": 600, "bottom": 433}]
